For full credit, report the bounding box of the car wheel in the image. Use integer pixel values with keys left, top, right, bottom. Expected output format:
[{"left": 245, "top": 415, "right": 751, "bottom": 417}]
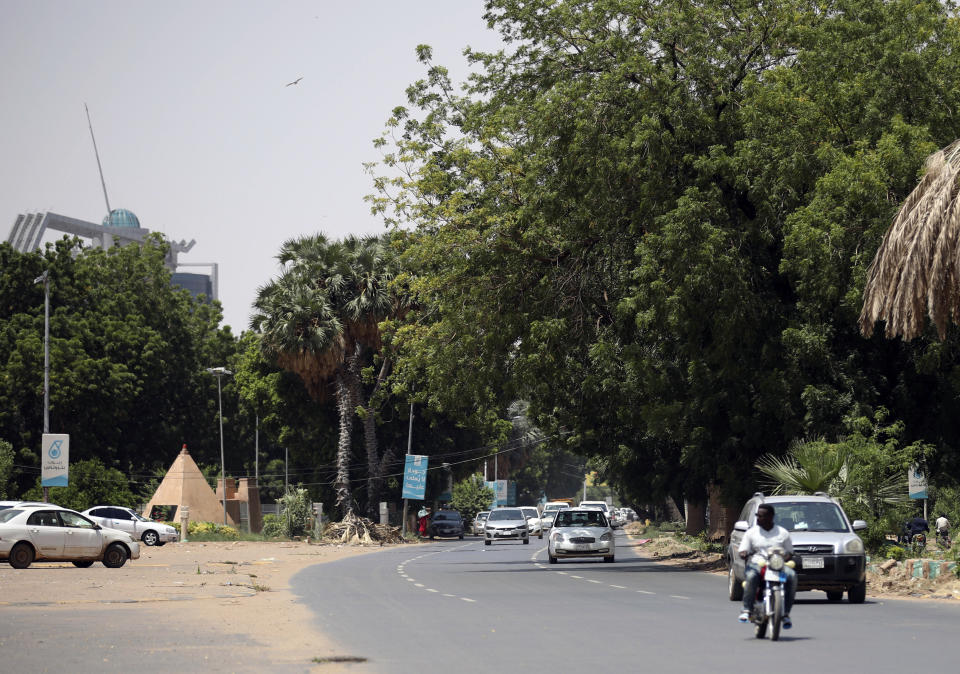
[
  {"left": 9, "top": 542, "right": 34, "bottom": 569},
  {"left": 459, "top": 534, "right": 464, "bottom": 540},
  {"left": 848, "top": 580, "right": 866, "bottom": 604},
  {"left": 484, "top": 539, "right": 491, "bottom": 546},
  {"left": 538, "top": 533, "right": 543, "bottom": 539},
  {"left": 141, "top": 530, "right": 160, "bottom": 546},
  {"left": 604, "top": 555, "right": 615, "bottom": 563},
  {"left": 728, "top": 563, "right": 744, "bottom": 601},
  {"left": 549, "top": 554, "right": 558, "bottom": 564},
  {"left": 523, "top": 537, "right": 530, "bottom": 545},
  {"left": 72, "top": 560, "right": 95, "bottom": 568},
  {"left": 102, "top": 542, "right": 129, "bottom": 568},
  {"left": 826, "top": 590, "right": 844, "bottom": 602}
]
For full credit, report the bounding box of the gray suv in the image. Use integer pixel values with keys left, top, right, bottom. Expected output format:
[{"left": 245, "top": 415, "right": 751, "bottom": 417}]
[{"left": 727, "top": 492, "right": 868, "bottom": 603}]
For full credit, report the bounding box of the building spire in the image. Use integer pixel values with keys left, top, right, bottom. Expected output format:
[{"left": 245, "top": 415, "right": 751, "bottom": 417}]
[{"left": 85, "top": 103, "right": 112, "bottom": 215}]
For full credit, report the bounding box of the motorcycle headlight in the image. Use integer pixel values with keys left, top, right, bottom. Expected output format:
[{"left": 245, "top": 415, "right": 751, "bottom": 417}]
[
  {"left": 768, "top": 553, "right": 785, "bottom": 570},
  {"left": 844, "top": 537, "right": 864, "bottom": 554}
]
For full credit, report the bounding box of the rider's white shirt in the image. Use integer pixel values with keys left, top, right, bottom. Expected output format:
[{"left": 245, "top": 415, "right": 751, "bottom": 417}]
[
  {"left": 936, "top": 516, "right": 950, "bottom": 531},
  {"left": 738, "top": 524, "right": 793, "bottom": 557}
]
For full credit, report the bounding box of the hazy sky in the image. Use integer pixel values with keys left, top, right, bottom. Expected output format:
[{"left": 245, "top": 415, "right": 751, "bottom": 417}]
[{"left": 0, "top": 1, "right": 505, "bottom": 331}]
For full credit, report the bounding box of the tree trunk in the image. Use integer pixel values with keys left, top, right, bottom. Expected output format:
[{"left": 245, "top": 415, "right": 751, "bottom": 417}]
[
  {"left": 348, "top": 351, "right": 391, "bottom": 518},
  {"left": 334, "top": 368, "right": 354, "bottom": 515}
]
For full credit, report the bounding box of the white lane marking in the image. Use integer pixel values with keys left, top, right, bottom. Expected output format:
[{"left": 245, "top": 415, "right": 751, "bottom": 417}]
[
  {"left": 637, "top": 590, "right": 655, "bottom": 595},
  {"left": 557, "top": 571, "right": 568, "bottom": 575},
  {"left": 670, "top": 595, "right": 690, "bottom": 600},
  {"left": 587, "top": 579, "right": 601, "bottom": 584},
  {"left": 426, "top": 588, "right": 438, "bottom": 593},
  {"left": 406, "top": 578, "right": 415, "bottom": 582},
  {"left": 443, "top": 594, "right": 456, "bottom": 598},
  {"left": 610, "top": 585, "right": 626, "bottom": 589},
  {"left": 461, "top": 597, "right": 476, "bottom": 603},
  {"left": 414, "top": 583, "right": 424, "bottom": 588},
  {"left": 570, "top": 575, "right": 583, "bottom": 579}
]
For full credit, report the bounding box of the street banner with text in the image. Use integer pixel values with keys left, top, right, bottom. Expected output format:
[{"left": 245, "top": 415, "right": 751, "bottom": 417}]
[
  {"left": 402, "top": 455, "right": 428, "bottom": 500},
  {"left": 41, "top": 433, "right": 70, "bottom": 487}
]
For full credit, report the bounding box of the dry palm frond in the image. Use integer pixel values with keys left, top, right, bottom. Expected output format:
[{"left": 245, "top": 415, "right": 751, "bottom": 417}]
[{"left": 860, "top": 140, "right": 960, "bottom": 340}]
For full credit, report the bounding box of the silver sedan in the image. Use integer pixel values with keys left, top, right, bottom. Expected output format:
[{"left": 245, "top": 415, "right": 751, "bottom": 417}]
[
  {"left": 548, "top": 508, "right": 615, "bottom": 563},
  {"left": 484, "top": 508, "right": 530, "bottom": 545}
]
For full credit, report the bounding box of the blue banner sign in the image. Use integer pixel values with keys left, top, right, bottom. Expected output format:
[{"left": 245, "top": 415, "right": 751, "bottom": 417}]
[
  {"left": 402, "top": 455, "right": 428, "bottom": 500},
  {"left": 41, "top": 434, "right": 70, "bottom": 487}
]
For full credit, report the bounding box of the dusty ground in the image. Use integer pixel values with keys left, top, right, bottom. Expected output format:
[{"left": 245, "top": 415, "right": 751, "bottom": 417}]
[{"left": 0, "top": 539, "right": 395, "bottom": 670}]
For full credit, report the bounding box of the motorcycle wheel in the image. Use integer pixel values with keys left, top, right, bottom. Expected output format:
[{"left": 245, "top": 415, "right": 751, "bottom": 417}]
[{"left": 769, "top": 590, "right": 783, "bottom": 641}]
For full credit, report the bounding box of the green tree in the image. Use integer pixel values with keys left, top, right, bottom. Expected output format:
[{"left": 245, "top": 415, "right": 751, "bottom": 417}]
[
  {"left": 22, "top": 458, "right": 137, "bottom": 511},
  {"left": 370, "top": 0, "right": 960, "bottom": 518},
  {"left": 0, "top": 439, "right": 13, "bottom": 499},
  {"left": 450, "top": 474, "right": 494, "bottom": 526}
]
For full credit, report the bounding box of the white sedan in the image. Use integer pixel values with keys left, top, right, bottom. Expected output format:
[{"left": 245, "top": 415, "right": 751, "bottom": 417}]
[
  {"left": 520, "top": 506, "right": 543, "bottom": 538},
  {"left": 0, "top": 505, "right": 140, "bottom": 568},
  {"left": 82, "top": 506, "right": 179, "bottom": 546},
  {"left": 548, "top": 508, "right": 615, "bottom": 563}
]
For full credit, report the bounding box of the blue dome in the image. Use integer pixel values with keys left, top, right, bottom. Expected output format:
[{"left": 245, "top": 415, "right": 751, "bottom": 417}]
[{"left": 102, "top": 208, "right": 141, "bottom": 228}]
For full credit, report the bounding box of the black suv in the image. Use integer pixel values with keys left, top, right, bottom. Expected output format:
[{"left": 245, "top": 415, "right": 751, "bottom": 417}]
[{"left": 727, "top": 492, "right": 868, "bottom": 603}]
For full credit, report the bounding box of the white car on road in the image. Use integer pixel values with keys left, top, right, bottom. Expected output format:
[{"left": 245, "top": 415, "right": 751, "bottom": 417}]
[
  {"left": 548, "top": 508, "right": 615, "bottom": 563},
  {"left": 82, "top": 506, "right": 179, "bottom": 546},
  {"left": 0, "top": 505, "right": 140, "bottom": 568},
  {"left": 520, "top": 506, "right": 543, "bottom": 539}
]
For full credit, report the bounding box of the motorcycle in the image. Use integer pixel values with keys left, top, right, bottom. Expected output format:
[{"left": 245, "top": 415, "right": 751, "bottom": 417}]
[
  {"left": 745, "top": 548, "right": 794, "bottom": 641},
  {"left": 937, "top": 529, "right": 952, "bottom": 549}
]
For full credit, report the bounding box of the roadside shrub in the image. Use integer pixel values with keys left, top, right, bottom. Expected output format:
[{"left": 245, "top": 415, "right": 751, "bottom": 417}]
[{"left": 261, "top": 514, "right": 284, "bottom": 538}]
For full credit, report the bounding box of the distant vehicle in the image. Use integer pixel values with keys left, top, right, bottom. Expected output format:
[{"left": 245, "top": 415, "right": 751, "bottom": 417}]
[
  {"left": 428, "top": 510, "right": 464, "bottom": 539},
  {"left": 484, "top": 508, "right": 530, "bottom": 546},
  {"left": 519, "top": 506, "right": 543, "bottom": 539},
  {"left": 473, "top": 511, "right": 490, "bottom": 536},
  {"left": 82, "top": 506, "right": 179, "bottom": 546},
  {"left": 540, "top": 510, "right": 559, "bottom": 531},
  {"left": 548, "top": 508, "right": 615, "bottom": 563},
  {"left": 542, "top": 501, "right": 572, "bottom": 515},
  {"left": 0, "top": 505, "right": 140, "bottom": 569},
  {"left": 618, "top": 507, "right": 638, "bottom": 522},
  {"left": 579, "top": 501, "right": 620, "bottom": 528}
]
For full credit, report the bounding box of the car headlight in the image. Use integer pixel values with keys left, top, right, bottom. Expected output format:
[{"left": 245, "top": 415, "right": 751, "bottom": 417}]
[
  {"left": 552, "top": 532, "right": 565, "bottom": 543},
  {"left": 843, "top": 537, "right": 864, "bottom": 554},
  {"left": 600, "top": 532, "right": 612, "bottom": 542}
]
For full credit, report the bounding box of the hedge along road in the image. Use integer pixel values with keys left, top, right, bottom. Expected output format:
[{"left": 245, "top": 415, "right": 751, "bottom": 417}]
[
  {"left": 291, "top": 530, "right": 960, "bottom": 674},
  {"left": 0, "top": 539, "right": 384, "bottom": 673}
]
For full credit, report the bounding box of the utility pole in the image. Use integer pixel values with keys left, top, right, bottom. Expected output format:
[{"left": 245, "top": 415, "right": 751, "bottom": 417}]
[
  {"left": 205, "top": 367, "right": 232, "bottom": 525},
  {"left": 34, "top": 270, "right": 50, "bottom": 502},
  {"left": 401, "top": 402, "right": 414, "bottom": 536}
]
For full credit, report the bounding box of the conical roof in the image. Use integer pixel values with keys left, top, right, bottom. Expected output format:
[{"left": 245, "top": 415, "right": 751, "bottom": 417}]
[{"left": 144, "top": 445, "right": 235, "bottom": 525}]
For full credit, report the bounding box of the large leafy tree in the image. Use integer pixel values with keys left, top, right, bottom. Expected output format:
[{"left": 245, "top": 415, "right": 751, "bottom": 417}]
[
  {"left": 0, "top": 237, "right": 237, "bottom": 497},
  {"left": 371, "top": 0, "right": 960, "bottom": 520}
]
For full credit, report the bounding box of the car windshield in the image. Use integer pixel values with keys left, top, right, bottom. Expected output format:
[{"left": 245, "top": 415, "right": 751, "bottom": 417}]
[
  {"left": 555, "top": 511, "right": 608, "bottom": 527},
  {"left": 488, "top": 509, "right": 522, "bottom": 521},
  {"left": 433, "top": 512, "right": 460, "bottom": 521},
  {"left": 768, "top": 502, "right": 849, "bottom": 532},
  {"left": 0, "top": 508, "right": 23, "bottom": 523},
  {"left": 476, "top": 513, "right": 488, "bottom": 521}
]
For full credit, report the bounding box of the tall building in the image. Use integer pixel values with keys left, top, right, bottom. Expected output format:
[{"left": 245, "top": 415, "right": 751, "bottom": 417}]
[{"left": 6, "top": 209, "right": 217, "bottom": 301}]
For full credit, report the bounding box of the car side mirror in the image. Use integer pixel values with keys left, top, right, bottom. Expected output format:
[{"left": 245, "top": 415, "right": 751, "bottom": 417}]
[
  {"left": 93, "top": 523, "right": 102, "bottom": 530},
  {"left": 852, "top": 520, "right": 868, "bottom": 531},
  {"left": 733, "top": 520, "right": 749, "bottom": 532}
]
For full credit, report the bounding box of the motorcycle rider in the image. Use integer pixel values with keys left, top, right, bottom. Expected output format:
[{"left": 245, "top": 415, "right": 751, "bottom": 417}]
[
  {"left": 936, "top": 513, "right": 951, "bottom": 544},
  {"left": 738, "top": 503, "right": 797, "bottom": 629}
]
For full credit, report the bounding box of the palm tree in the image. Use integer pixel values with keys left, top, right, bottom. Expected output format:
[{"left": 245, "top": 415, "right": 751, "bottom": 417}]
[
  {"left": 252, "top": 233, "right": 402, "bottom": 516},
  {"left": 860, "top": 140, "right": 960, "bottom": 340}
]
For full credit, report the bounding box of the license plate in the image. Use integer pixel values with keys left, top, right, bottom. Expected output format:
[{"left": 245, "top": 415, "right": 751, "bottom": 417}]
[
  {"left": 765, "top": 568, "right": 782, "bottom": 581},
  {"left": 802, "top": 555, "right": 824, "bottom": 569},
  {"left": 571, "top": 544, "right": 591, "bottom": 551}
]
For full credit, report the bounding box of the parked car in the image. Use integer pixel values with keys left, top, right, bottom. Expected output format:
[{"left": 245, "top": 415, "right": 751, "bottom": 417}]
[
  {"left": 0, "top": 505, "right": 140, "bottom": 569},
  {"left": 484, "top": 508, "right": 530, "bottom": 545},
  {"left": 473, "top": 511, "right": 490, "bottom": 536},
  {"left": 726, "top": 492, "right": 867, "bottom": 603},
  {"left": 0, "top": 501, "right": 51, "bottom": 511},
  {"left": 81, "top": 506, "right": 179, "bottom": 546},
  {"left": 619, "top": 507, "right": 638, "bottom": 522},
  {"left": 520, "top": 506, "right": 543, "bottom": 538},
  {"left": 428, "top": 509, "right": 465, "bottom": 539},
  {"left": 548, "top": 508, "right": 615, "bottom": 563}
]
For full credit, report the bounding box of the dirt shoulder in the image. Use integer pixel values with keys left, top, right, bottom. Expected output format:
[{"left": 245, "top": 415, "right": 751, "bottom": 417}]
[{"left": 0, "top": 539, "right": 399, "bottom": 669}]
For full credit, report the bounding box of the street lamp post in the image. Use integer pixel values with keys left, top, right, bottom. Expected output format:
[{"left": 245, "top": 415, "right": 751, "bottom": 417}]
[
  {"left": 34, "top": 270, "right": 50, "bottom": 503},
  {"left": 206, "top": 367, "right": 232, "bottom": 525}
]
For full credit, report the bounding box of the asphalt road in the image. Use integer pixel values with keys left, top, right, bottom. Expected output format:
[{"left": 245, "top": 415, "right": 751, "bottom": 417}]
[{"left": 292, "top": 530, "right": 960, "bottom": 674}]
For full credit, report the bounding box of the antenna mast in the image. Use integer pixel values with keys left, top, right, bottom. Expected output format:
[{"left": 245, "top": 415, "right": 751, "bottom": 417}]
[{"left": 84, "top": 103, "right": 112, "bottom": 215}]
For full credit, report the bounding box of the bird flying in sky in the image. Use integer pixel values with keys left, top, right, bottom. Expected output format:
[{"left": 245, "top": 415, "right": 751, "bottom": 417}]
[{"left": 285, "top": 77, "right": 303, "bottom": 87}]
